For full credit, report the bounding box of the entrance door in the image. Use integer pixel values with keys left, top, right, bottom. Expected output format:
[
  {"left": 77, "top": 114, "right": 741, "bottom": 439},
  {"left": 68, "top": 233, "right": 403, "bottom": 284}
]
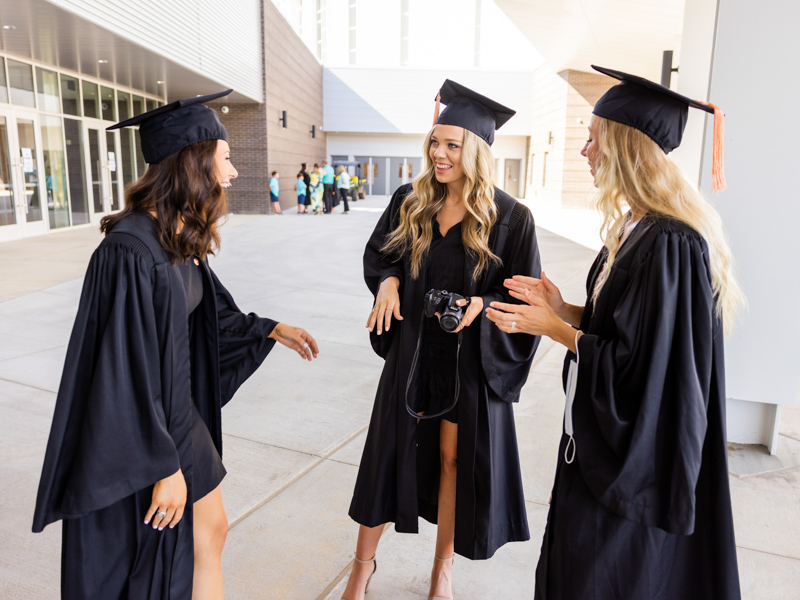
[
  {"left": 0, "top": 108, "right": 47, "bottom": 241},
  {"left": 504, "top": 159, "right": 521, "bottom": 198},
  {"left": 85, "top": 122, "right": 110, "bottom": 224}
]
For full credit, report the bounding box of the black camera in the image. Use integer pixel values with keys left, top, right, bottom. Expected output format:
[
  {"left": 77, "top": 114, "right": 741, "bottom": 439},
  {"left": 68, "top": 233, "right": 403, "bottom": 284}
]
[{"left": 424, "top": 289, "right": 468, "bottom": 332}]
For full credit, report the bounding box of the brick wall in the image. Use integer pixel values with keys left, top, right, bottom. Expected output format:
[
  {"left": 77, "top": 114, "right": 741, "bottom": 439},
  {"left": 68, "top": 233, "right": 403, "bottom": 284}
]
[{"left": 210, "top": 0, "right": 326, "bottom": 215}]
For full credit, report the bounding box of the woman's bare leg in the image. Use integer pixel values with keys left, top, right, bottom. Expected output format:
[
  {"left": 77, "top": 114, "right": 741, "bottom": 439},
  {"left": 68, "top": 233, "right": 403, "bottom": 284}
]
[
  {"left": 341, "top": 523, "right": 383, "bottom": 600},
  {"left": 430, "top": 419, "right": 458, "bottom": 599},
  {"left": 193, "top": 485, "right": 227, "bottom": 600}
]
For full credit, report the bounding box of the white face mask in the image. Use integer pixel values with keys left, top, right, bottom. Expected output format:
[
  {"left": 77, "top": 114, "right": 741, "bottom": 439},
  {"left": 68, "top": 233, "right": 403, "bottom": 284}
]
[{"left": 563, "top": 330, "right": 581, "bottom": 464}]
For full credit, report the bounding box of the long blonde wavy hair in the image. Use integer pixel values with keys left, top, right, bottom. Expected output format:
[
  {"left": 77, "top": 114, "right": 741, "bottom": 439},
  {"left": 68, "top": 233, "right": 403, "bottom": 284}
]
[
  {"left": 591, "top": 116, "right": 743, "bottom": 333},
  {"left": 382, "top": 126, "right": 500, "bottom": 281}
]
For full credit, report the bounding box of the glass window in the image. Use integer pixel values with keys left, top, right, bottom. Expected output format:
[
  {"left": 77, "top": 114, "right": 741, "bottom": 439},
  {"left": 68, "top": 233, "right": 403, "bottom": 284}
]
[
  {"left": 41, "top": 116, "right": 70, "bottom": 229},
  {"left": 82, "top": 80, "right": 99, "bottom": 118},
  {"left": 101, "top": 86, "right": 115, "bottom": 121},
  {"left": 106, "top": 131, "right": 121, "bottom": 210},
  {"left": 8, "top": 60, "right": 35, "bottom": 107},
  {"left": 0, "top": 58, "right": 8, "bottom": 104},
  {"left": 120, "top": 127, "right": 136, "bottom": 188},
  {"left": 36, "top": 68, "right": 61, "bottom": 113},
  {"left": 132, "top": 95, "right": 144, "bottom": 116},
  {"left": 0, "top": 117, "right": 14, "bottom": 226},
  {"left": 60, "top": 74, "right": 81, "bottom": 116},
  {"left": 117, "top": 90, "right": 131, "bottom": 121},
  {"left": 63, "top": 118, "right": 88, "bottom": 225},
  {"left": 146, "top": 99, "right": 157, "bottom": 112},
  {"left": 134, "top": 133, "right": 147, "bottom": 178}
]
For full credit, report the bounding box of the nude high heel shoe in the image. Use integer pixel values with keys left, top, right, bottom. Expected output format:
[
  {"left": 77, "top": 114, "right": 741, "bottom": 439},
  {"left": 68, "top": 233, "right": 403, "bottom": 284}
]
[
  {"left": 341, "top": 554, "right": 377, "bottom": 600},
  {"left": 427, "top": 554, "right": 454, "bottom": 600}
]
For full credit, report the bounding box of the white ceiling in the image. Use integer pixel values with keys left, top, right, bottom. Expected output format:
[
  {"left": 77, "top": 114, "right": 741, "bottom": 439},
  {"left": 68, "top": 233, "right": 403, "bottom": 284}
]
[
  {"left": 0, "top": 0, "right": 255, "bottom": 102},
  {"left": 493, "top": 0, "right": 685, "bottom": 81}
]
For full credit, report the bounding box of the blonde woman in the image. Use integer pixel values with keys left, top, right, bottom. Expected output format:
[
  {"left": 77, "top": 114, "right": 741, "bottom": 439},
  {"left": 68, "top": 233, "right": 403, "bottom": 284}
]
[
  {"left": 342, "top": 81, "right": 541, "bottom": 600},
  {"left": 486, "top": 66, "right": 743, "bottom": 600}
]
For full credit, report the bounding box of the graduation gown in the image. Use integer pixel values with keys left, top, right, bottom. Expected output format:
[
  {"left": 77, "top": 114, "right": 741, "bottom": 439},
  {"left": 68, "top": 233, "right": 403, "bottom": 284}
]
[
  {"left": 32, "top": 212, "right": 278, "bottom": 599},
  {"left": 535, "top": 217, "right": 741, "bottom": 599},
  {"left": 350, "top": 184, "right": 542, "bottom": 560}
]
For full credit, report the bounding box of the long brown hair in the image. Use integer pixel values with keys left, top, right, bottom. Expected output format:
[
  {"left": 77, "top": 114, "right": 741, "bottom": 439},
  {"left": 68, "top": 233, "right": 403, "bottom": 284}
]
[
  {"left": 381, "top": 127, "right": 500, "bottom": 281},
  {"left": 100, "top": 139, "right": 227, "bottom": 263}
]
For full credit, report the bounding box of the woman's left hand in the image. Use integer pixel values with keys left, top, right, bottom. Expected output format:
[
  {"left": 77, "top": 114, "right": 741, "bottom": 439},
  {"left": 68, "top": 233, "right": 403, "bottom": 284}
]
[
  {"left": 269, "top": 323, "right": 320, "bottom": 361},
  {"left": 485, "top": 292, "right": 560, "bottom": 336},
  {"left": 446, "top": 296, "right": 484, "bottom": 333}
]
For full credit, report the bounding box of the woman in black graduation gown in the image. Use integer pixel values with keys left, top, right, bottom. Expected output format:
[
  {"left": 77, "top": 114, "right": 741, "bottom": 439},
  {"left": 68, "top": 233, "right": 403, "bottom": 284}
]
[
  {"left": 32, "top": 91, "right": 319, "bottom": 599},
  {"left": 341, "top": 80, "right": 541, "bottom": 600},
  {"left": 486, "top": 66, "right": 743, "bottom": 599}
]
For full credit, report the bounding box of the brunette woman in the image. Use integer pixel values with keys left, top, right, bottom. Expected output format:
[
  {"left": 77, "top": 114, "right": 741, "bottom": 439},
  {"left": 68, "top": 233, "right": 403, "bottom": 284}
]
[
  {"left": 486, "top": 66, "right": 743, "bottom": 599},
  {"left": 342, "top": 80, "right": 541, "bottom": 600},
  {"left": 32, "top": 91, "right": 319, "bottom": 600}
]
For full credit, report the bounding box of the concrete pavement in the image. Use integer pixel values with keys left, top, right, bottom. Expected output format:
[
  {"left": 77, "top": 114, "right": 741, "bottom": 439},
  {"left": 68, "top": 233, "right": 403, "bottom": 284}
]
[{"left": 1, "top": 197, "right": 798, "bottom": 599}]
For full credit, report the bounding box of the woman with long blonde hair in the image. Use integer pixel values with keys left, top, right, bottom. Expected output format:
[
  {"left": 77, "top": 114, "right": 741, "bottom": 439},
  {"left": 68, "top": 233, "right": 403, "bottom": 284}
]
[
  {"left": 486, "top": 66, "right": 742, "bottom": 600},
  {"left": 342, "top": 80, "right": 542, "bottom": 600}
]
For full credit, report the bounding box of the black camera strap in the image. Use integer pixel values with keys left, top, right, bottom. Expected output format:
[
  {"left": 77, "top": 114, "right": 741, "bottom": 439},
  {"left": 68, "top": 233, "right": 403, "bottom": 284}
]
[{"left": 405, "top": 309, "right": 463, "bottom": 420}]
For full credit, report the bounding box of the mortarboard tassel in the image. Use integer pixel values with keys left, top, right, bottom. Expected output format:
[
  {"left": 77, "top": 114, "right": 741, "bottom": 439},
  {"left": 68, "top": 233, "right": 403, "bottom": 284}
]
[
  {"left": 700, "top": 101, "right": 726, "bottom": 193},
  {"left": 432, "top": 93, "right": 441, "bottom": 127}
]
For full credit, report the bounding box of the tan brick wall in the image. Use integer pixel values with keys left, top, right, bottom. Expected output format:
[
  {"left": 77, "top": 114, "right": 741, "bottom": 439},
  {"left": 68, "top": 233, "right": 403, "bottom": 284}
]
[{"left": 210, "top": 0, "right": 326, "bottom": 215}]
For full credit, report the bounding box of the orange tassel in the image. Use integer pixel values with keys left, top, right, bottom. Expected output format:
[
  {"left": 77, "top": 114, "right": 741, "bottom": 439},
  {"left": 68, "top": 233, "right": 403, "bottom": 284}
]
[
  {"left": 700, "top": 101, "right": 726, "bottom": 193},
  {"left": 433, "top": 93, "right": 441, "bottom": 127}
]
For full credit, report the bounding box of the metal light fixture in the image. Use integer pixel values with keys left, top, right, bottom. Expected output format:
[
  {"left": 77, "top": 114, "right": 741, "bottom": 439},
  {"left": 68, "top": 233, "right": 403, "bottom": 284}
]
[
  {"left": 98, "top": 59, "right": 109, "bottom": 64},
  {"left": 3, "top": 25, "right": 16, "bottom": 30},
  {"left": 310, "top": 124, "right": 316, "bottom": 138},
  {"left": 280, "top": 110, "right": 288, "bottom": 128}
]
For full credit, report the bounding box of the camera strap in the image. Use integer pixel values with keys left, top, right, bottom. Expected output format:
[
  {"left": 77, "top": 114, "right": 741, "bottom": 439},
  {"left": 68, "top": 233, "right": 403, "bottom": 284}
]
[{"left": 405, "top": 309, "right": 463, "bottom": 420}]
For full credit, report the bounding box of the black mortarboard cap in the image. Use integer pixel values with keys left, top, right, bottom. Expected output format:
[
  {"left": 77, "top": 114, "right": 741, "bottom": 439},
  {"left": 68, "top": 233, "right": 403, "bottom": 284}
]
[
  {"left": 433, "top": 79, "right": 515, "bottom": 146},
  {"left": 591, "top": 65, "right": 726, "bottom": 191},
  {"left": 107, "top": 90, "right": 232, "bottom": 164}
]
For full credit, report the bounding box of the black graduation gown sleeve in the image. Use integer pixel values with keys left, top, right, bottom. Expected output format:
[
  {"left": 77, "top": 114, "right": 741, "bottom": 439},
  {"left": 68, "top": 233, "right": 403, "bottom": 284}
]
[
  {"left": 479, "top": 202, "right": 542, "bottom": 402},
  {"left": 33, "top": 240, "right": 181, "bottom": 531},
  {"left": 363, "top": 183, "right": 411, "bottom": 358},
  {"left": 208, "top": 268, "right": 278, "bottom": 407},
  {"left": 572, "top": 227, "right": 714, "bottom": 535}
]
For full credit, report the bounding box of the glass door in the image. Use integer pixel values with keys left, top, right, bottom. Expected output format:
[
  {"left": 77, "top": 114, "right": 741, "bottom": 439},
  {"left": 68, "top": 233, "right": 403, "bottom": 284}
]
[
  {"left": 0, "top": 108, "right": 47, "bottom": 241},
  {"left": 84, "top": 120, "right": 110, "bottom": 224}
]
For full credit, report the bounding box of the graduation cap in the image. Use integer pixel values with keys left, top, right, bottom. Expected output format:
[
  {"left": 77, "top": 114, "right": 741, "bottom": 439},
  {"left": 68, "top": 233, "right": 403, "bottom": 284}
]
[
  {"left": 107, "top": 90, "right": 232, "bottom": 164},
  {"left": 432, "top": 79, "right": 515, "bottom": 146},
  {"left": 591, "top": 65, "right": 726, "bottom": 192}
]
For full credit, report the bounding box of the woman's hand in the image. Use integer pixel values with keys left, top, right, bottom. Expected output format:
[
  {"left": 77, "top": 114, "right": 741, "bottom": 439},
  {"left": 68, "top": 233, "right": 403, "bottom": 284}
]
[
  {"left": 269, "top": 323, "right": 320, "bottom": 360},
  {"left": 504, "top": 271, "right": 565, "bottom": 315},
  {"left": 485, "top": 293, "right": 561, "bottom": 337},
  {"left": 445, "top": 296, "right": 484, "bottom": 333},
  {"left": 144, "top": 468, "right": 187, "bottom": 531},
  {"left": 367, "top": 276, "right": 403, "bottom": 335}
]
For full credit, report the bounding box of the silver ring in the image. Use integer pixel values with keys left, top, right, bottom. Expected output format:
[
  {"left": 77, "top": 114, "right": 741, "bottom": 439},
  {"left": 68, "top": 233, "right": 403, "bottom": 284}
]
[
  {"left": 511, "top": 321, "right": 516, "bottom": 329},
  {"left": 371, "top": 308, "right": 378, "bottom": 312},
  {"left": 303, "top": 342, "right": 309, "bottom": 348},
  {"left": 157, "top": 511, "right": 167, "bottom": 518}
]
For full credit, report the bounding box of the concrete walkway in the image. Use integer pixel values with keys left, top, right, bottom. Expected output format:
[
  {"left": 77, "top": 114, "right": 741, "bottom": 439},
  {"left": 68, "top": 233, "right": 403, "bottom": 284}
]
[{"left": 1, "top": 197, "right": 798, "bottom": 599}]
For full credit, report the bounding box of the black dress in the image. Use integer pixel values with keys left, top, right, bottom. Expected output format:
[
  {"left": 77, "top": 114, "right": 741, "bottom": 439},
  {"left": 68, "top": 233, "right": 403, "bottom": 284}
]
[
  {"left": 350, "top": 184, "right": 542, "bottom": 560},
  {"left": 534, "top": 217, "right": 741, "bottom": 599},
  {"left": 417, "top": 218, "right": 466, "bottom": 423},
  {"left": 33, "top": 212, "right": 279, "bottom": 599}
]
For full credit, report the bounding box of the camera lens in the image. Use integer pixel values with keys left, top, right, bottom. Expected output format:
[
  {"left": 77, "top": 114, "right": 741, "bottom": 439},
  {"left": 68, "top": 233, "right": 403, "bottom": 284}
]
[{"left": 440, "top": 314, "right": 460, "bottom": 332}]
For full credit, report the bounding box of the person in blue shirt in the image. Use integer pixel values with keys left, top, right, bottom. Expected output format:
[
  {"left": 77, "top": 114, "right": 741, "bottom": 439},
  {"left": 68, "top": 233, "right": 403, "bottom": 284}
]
[
  {"left": 269, "top": 171, "right": 283, "bottom": 215},
  {"left": 297, "top": 172, "right": 308, "bottom": 214},
  {"left": 336, "top": 165, "right": 351, "bottom": 214},
  {"left": 321, "top": 160, "right": 335, "bottom": 214}
]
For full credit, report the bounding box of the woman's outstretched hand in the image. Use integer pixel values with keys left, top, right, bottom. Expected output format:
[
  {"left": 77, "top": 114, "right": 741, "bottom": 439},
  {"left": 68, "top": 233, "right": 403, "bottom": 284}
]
[
  {"left": 269, "top": 323, "right": 320, "bottom": 360},
  {"left": 145, "top": 468, "right": 187, "bottom": 531},
  {"left": 485, "top": 292, "right": 560, "bottom": 337},
  {"left": 504, "top": 272, "right": 564, "bottom": 314},
  {"left": 367, "top": 276, "right": 403, "bottom": 335}
]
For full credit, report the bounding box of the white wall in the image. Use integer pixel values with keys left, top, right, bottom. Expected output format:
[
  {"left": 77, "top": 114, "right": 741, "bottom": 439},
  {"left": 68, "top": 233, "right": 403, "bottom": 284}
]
[
  {"left": 47, "top": 0, "right": 264, "bottom": 101},
  {"left": 678, "top": 0, "right": 800, "bottom": 451}
]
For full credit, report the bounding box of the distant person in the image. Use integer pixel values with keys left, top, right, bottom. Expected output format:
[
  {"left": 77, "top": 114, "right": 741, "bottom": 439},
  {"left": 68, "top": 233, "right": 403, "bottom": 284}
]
[
  {"left": 485, "top": 66, "right": 743, "bottom": 600},
  {"left": 321, "top": 160, "right": 335, "bottom": 214},
  {"left": 301, "top": 163, "right": 312, "bottom": 213},
  {"left": 336, "top": 165, "right": 351, "bottom": 214},
  {"left": 270, "top": 171, "right": 283, "bottom": 215},
  {"left": 32, "top": 90, "right": 319, "bottom": 599},
  {"left": 297, "top": 172, "right": 308, "bottom": 214},
  {"left": 309, "top": 163, "right": 324, "bottom": 214}
]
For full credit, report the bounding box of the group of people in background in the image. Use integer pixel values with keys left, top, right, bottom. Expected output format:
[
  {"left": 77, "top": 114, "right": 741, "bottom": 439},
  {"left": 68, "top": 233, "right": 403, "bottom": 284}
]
[{"left": 293, "top": 161, "right": 354, "bottom": 215}]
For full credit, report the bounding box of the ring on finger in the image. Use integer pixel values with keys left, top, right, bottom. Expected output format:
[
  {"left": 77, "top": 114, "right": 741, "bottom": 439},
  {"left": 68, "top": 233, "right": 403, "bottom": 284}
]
[{"left": 156, "top": 510, "right": 167, "bottom": 519}]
